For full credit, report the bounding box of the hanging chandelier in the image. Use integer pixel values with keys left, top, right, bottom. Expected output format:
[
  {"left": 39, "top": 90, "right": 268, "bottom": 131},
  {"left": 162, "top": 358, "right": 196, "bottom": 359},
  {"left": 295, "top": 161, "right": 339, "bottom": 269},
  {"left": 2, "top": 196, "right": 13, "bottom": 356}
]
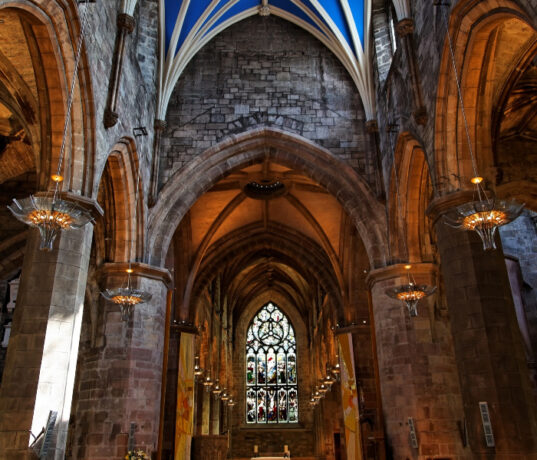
[
  {"left": 437, "top": 4, "right": 523, "bottom": 248},
  {"left": 101, "top": 268, "right": 152, "bottom": 321},
  {"left": 444, "top": 177, "right": 523, "bottom": 250},
  {"left": 8, "top": 2, "right": 93, "bottom": 251},
  {"left": 194, "top": 355, "right": 204, "bottom": 379},
  {"left": 212, "top": 379, "right": 222, "bottom": 398},
  {"left": 385, "top": 265, "right": 436, "bottom": 317}
]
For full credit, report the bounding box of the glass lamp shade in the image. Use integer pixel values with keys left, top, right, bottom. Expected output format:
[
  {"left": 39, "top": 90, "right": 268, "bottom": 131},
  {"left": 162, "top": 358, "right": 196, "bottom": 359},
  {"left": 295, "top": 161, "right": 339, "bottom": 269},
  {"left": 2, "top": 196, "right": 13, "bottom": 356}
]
[
  {"left": 194, "top": 356, "right": 204, "bottom": 378},
  {"left": 444, "top": 198, "right": 523, "bottom": 250},
  {"left": 8, "top": 196, "right": 93, "bottom": 251},
  {"left": 385, "top": 283, "right": 436, "bottom": 317},
  {"left": 212, "top": 380, "right": 222, "bottom": 397},
  {"left": 203, "top": 375, "right": 213, "bottom": 391},
  {"left": 101, "top": 287, "right": 152, "bottom": 321}
]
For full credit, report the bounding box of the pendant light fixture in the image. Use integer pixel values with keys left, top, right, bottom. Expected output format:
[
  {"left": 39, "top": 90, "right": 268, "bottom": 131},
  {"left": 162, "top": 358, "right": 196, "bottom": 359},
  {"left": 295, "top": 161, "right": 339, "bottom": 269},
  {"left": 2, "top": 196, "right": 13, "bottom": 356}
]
[
  {"left": 101, "top": 157, "right": 151, "bottom": 320},
  {"left": 385, "top": 264, "right": 436, "bottom": 317},
  {"left": 437, "top": 2, "right": 523, "bottom": 249},
  {"left": 383, "top": 124, "right": 436, "bottom": 316},
  {"left": 8, "top": 1, "right": 94, "bottom": 251}
]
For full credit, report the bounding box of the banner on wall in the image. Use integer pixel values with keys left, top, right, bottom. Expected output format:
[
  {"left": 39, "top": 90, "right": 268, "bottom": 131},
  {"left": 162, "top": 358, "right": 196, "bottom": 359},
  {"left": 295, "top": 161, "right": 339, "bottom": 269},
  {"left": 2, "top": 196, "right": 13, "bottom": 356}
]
[
  {"left": 175, "top": 332, "right": 195, "bottom": 460},
  {"left": 338, "top": 333, "right": 364, "bottom": 460}
]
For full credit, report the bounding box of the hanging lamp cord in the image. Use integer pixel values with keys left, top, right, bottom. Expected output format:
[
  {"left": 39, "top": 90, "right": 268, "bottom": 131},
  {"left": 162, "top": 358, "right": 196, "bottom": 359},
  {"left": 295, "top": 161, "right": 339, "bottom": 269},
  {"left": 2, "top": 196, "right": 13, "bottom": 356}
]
[
  {"left": 439, "top": 3, "right": 489, "bottom": 203},
  {"left": 53, "top": 0, "right": 90, "bottom": 202}
]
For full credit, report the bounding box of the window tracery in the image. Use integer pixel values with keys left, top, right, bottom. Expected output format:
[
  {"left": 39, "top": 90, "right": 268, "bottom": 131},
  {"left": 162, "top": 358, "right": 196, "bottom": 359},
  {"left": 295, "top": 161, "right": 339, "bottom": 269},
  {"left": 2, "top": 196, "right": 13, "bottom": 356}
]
[{"left": 245, "top": 302, "right": 298, "bottom": 424}]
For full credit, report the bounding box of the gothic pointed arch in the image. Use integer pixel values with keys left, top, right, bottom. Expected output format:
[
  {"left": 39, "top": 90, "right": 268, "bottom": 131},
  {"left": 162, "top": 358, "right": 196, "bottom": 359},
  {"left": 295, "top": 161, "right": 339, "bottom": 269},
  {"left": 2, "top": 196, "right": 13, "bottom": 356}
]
[
  {"left": 434, "top": 0, "right": 537, "bottom": 196},
  {"left": 148, "top": 127, "right": 387, "bottom": 269},
  {"left": 95, "top": 138, "right": 144, "bottom": 265},
  {"left": 388, "top": 132, "right": 434, "bottom": 263}
]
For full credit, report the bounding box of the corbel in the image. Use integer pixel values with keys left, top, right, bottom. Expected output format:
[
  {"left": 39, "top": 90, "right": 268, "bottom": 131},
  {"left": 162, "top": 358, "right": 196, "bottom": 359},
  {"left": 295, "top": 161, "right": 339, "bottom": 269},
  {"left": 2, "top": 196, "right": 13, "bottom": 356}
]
[
  {"left": 103, "top": 12, "right": 136, "bottom": 128},
  {"left": 395, "top": 18, "right": 427, "bottom": 125}
]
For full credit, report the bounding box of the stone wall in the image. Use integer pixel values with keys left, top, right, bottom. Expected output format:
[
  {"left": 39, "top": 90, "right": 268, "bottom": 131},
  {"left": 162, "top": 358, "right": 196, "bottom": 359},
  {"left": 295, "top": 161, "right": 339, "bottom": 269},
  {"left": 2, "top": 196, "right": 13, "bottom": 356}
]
[
  {"left": 500, "top": 211, "right": 537, "bottom": 356},
  {"left": 160, "top": 14, "right": 376, "bottom": 192},
  {"left": 85, "top": 0, "right": 158, "bottom": 198}
]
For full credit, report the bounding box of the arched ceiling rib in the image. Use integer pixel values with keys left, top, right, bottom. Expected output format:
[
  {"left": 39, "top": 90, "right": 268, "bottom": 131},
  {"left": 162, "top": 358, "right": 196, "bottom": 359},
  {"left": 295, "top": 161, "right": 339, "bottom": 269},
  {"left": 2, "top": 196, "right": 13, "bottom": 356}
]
[{"left": 158, "top": 0, "right": 375, "bottom": 119}]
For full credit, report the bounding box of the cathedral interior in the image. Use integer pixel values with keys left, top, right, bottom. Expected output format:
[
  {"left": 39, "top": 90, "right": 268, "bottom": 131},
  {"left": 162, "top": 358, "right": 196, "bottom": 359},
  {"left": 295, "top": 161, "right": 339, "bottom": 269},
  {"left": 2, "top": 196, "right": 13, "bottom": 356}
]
[{"left": 1, "top": 0, "right": 537, "bottom": 459}]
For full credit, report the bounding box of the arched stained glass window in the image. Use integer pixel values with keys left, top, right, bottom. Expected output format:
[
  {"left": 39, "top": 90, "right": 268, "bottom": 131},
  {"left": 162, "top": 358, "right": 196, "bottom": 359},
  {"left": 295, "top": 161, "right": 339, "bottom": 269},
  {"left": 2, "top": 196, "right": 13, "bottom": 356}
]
[{"left": 246, "top": 302, "right": 298, "bottom": 424}]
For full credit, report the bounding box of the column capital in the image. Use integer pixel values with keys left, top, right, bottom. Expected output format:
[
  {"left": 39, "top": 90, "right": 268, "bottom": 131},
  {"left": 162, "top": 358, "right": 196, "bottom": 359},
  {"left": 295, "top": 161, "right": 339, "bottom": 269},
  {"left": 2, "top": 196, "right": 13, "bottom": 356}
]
[
  {"left": 365, "top": 119, "right": 379, "bottom": 133},
  {"left": 426, "top": 190, "right": 475, "bottom": 223},
  {"left": 395, "top": 18, "right": 414, "bottom": 37},
  {"left": 97, "top": 262, "right": 172, "bottom": 288},
  {"left": 366, "top": 262, "right": 437, "bottom": 290},
  {"left": 154, "top": 118, "right": 167, "bottom": 131},
  {"left": 117, "top": 12, "right": 135, "bottom": 33}
]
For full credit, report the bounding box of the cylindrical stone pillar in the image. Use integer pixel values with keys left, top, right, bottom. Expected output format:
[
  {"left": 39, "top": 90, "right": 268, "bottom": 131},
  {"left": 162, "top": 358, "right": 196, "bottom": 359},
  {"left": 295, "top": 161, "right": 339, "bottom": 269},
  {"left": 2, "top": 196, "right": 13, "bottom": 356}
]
[
  {"left": 367, "top": 263, "right": 468, "bottom": 459},
  {"left": 0, "top": 222, "right": 94, "bottom": 460},
  {"left": 429, "top": 193, "right": 537, "bottom": 457},
  {"left": 71, "top": 262, "right": 171, "bottom": 459}
]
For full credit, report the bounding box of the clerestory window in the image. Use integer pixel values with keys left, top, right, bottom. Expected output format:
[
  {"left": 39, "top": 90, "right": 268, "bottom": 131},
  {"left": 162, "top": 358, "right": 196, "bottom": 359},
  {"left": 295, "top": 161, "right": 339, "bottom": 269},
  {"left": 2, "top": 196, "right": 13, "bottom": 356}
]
[{"left": 246, "top": 302, "right": 298, "bottom": 424}]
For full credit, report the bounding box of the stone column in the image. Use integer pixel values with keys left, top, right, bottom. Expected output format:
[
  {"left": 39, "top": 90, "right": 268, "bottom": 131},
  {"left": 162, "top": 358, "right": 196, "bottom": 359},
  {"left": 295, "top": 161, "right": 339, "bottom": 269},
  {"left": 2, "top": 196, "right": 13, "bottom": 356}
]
[
  {"left": 395, "top": 18, "right": 427, "bottom": 125},
  {"left": 367, "top": 263, "right": 467, "bottom": 459},
  {"left": 429, "top": 194, "right": 537, "bottom": 457},
  {"left": 148, "top": 119, "right": 167, "bottom": 207},
  {"left": 0, "top": 222, "right": 94, "bottom": 460},
  {"left": 71, "top": 262, "right": 171, "bottom": 459},
  {"left": 104, "top": 13, "right": 135, "bottom": 128}
]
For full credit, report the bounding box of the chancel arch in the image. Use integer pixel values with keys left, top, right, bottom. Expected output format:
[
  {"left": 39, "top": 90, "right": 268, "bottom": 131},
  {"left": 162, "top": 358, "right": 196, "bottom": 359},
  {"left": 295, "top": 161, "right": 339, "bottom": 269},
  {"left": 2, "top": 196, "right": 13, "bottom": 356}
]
[{"left": 149, "top": 127, "right": 387, "bottom": 269}]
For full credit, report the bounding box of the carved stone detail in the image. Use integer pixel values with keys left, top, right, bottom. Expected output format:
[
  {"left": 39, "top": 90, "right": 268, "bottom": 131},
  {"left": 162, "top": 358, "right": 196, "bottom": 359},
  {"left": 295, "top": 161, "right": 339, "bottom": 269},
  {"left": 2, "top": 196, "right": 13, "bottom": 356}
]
[{"left": 395, "top": 18, "right": 414, "bottom": 37}]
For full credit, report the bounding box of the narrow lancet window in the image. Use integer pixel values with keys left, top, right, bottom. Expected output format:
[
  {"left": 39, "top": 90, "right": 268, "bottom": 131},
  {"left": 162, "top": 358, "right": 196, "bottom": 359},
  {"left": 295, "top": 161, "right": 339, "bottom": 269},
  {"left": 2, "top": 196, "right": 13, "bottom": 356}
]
[{"left": 246, "top": 302, "right": 298, "bottom": 424}]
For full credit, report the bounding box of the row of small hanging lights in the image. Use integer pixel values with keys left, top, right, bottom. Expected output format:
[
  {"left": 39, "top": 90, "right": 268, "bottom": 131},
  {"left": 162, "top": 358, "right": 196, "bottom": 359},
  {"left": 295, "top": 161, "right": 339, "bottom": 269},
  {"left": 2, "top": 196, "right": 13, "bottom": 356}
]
[
  {"left": 8, "top": 0, "right": 152, "bottom": 321},
  {"left": 309, "top": 361, "right": 340, "bottom": 407},
  {"left": 194, "top": 355, "right": 236, "bottom": 407}
]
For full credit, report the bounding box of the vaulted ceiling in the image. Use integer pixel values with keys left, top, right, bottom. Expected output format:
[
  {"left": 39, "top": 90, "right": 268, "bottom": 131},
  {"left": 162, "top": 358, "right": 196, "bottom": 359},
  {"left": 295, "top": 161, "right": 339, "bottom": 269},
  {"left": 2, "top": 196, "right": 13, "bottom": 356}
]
[
  {"left": 158, "top": 0, "right": 374, "bottom": 120},
  {"left": 173, "top": 157, "right": 358, "bottom": 324}
]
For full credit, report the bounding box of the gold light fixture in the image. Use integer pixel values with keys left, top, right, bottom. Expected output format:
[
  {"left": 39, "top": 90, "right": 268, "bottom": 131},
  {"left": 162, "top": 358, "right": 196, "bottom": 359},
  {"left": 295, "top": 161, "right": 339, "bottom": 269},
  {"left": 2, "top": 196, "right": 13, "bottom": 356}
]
[
  {"left": 445, "top": 178, "right": 523, "bottom": 250},
  {"left": 194, "top": 355, "right": 204, "bottom": 379},
  {"left": 385, "top": 265, "right": 436, "bottom": 317},
  {"left": 101, "top": 268, "right": 152, "bottom": 321},
  {"left": 8, "top": 4, "right": 93, "bottom": 251},
  {"left": 437, "top": 4, "right": 523, "bottom": 248},
  {"left": 220, "top": 389, "right": 230, "bottom": 401},
  {"left": 203, "top": 374, "right": 213, "bottom": 391},
  {"left": 212, "top": 379, "right": 222, "bottom": 398}
]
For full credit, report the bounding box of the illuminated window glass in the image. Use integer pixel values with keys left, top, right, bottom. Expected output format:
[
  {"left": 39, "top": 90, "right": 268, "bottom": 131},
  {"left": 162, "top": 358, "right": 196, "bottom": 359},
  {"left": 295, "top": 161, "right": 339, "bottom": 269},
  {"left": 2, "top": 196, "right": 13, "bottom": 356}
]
[{"left": 246, "top": 302, "right": 298, "bottom": 424}]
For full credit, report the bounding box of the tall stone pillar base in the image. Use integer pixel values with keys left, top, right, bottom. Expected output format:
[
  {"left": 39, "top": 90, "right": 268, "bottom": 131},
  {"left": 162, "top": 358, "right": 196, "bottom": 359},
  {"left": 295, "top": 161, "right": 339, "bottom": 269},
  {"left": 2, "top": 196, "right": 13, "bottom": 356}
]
[
  {"left": 429, "top": 193, "right": 537, "bottom": 457},
  {"left": 70, "top": 262, "right": 171, "bottom": 460},
  {"left": 0, "top": 224, "right": 94, "bottom": 460},
  {"left": 367, "top": 263, "right": 468, "bottom": 459}
]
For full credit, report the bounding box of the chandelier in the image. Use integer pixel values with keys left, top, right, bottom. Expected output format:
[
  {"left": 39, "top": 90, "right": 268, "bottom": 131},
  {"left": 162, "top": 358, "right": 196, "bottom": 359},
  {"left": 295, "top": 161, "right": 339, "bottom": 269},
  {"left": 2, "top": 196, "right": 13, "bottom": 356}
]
[
  {"left": 444, "top": 177, "right": 523, "bottom": 250},
  {"left": 385, "top": 265, "right": 436, "bottom": 317},
  {"left": 8, "top": 2, "right": 93, "bottom": 250},
  {"left": 437, "top": 4, "right": 523, "bottom": 248},
  {"left": 101, "top": 268, "right": 152, "bottom": 321}
]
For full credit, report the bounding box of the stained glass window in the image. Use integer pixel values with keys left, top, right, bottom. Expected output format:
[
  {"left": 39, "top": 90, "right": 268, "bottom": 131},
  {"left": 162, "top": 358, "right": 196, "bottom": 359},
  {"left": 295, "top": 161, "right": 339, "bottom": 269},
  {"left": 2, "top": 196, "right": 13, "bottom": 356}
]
[{"left": 246, "top": 302, "right": 298, "bottom": 424}]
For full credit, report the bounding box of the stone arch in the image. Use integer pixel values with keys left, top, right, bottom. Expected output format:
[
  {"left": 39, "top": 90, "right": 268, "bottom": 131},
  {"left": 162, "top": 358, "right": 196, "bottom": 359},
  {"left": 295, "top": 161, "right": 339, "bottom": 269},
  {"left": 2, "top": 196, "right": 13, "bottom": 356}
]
[
  {"left": 388, "top": 132, "right": 434, "bottom": 263},
  {"left": 0, "top": 0, "right": 95, "bottom": 195},
  {"left": 148, "top": 127, "right": 387, "bottom": 269},
  {"left": 94, "top": 138, "right": 144, "bottom": 265},
  {"left": 434, "top": 0, "right": 537, "bottom": 193}
]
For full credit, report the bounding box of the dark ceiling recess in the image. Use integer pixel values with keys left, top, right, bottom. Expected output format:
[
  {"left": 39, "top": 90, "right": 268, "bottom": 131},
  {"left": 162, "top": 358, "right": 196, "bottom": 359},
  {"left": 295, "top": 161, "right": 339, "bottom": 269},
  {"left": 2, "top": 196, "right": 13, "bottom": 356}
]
[{"left": 243, "top": 179, "right": 287, "bottom": 200}]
